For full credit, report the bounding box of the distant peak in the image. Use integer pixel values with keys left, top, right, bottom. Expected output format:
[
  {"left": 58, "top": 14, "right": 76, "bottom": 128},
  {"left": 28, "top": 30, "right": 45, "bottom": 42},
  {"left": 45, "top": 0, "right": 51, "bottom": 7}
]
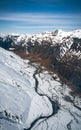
[{"left": 54, "top": 29, "right": 64, "bottom": 35}]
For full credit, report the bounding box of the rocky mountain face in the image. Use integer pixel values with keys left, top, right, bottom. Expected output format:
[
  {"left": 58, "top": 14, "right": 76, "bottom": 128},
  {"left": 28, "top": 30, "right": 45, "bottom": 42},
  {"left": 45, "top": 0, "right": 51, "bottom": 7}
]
[{"left": 0, "top": 29, "right": 81, "bottom": 89}]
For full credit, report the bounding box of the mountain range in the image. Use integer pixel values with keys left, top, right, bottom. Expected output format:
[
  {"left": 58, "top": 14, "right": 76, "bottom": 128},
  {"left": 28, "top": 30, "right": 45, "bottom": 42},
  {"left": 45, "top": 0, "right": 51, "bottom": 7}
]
[
  {"left": 0, "top": 29, "right": 81, "bottom": 89},
  {"left": 0, "top": 29, "right": 81, "bottom": 130}
]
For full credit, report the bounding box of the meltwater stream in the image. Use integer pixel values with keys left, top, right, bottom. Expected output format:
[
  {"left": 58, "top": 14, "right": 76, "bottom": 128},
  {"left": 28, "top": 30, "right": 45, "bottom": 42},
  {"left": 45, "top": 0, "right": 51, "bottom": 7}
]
[{"left": 24, "top": 62, "right": 59, "bottom": 130}]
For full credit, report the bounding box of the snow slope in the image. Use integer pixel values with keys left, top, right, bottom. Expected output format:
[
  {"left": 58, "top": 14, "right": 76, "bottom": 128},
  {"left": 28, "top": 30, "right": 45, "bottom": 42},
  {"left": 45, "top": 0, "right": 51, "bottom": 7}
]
[{"left": 0, "top": 47, "right": 53, "bottom": 130}]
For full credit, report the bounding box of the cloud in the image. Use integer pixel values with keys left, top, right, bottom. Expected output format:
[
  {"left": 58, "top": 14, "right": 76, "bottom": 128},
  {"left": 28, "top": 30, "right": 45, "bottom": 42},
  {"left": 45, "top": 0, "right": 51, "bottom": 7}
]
[
  {"left": 15, "top": 25, "right": 81, "bottom": 31},
  {"left": 8, "top": 24, "right": 79, "bottom": 34},
  {"left": 0, "top": 13, "right": 81, "bottom": 25}
]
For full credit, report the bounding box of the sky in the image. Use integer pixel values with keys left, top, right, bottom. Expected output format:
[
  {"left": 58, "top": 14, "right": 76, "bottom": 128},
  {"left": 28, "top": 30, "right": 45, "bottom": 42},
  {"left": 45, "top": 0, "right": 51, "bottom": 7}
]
[{"left": 0, "top": 0, "right": 81, "bottom": 34}]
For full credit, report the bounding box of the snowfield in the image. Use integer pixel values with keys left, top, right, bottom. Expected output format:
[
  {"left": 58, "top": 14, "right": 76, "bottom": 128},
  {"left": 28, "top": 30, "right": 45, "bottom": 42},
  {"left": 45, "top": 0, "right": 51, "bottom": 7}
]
[
  {"left": 0, "top": 48, "right": 52, "bottom": 130},
  {"left": 0, "top": 45, "right": 81, "bottom": 130}
]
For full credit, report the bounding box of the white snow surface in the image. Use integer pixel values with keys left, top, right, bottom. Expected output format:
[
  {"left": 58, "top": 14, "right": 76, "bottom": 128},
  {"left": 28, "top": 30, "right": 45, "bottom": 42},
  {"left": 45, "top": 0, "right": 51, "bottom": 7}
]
[{"left": 0, "top": 47, "right": 52, "bottom": 130}]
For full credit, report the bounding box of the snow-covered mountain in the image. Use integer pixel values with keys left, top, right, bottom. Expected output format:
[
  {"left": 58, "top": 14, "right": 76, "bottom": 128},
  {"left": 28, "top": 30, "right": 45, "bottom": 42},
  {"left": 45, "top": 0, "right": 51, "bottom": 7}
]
[
  {"left": 0, "top": 29, "right": 81, "bottom": 88},
  {"left": 0, "top": 29, "right": 81, "bottom": 130},
  {"left": 0, "top": 29, "right": 81, "bottom": 60},
  {"left": 0, "top": 47, "right": 81, "bottom": 130}
]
